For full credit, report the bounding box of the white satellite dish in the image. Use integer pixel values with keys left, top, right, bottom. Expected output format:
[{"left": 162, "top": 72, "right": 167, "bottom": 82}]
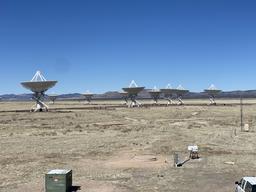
[
  {"left": 148, "top": 86, "right": 162, "bottom": 104},
  {"left": 122, "top": 80, "right": 145, "bottom": 107},
  {"left": 204, "top": 84, "right": 221, "bottom": 105},
  {"left": 82, "top": 90, "right": 94, "bottom": 104},
  {"left": 160, "top": 84, "right": 177, "bottom": 105},
  {"left": 21, "top": 70, "right": 57, "bottom": 112},
  {"left": 176, "top": 85, "right": 189, "bottom": 105},
  {"left": 48, "top": 94, "right": 58, "bottom": 104}
]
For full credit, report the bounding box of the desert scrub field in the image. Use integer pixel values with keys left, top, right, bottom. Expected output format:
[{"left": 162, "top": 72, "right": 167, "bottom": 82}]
[{"left": 1, "top": 100, "right": 256, "bottom": 192}]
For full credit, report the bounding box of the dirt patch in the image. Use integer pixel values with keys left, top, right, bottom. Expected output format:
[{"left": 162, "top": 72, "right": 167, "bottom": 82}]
[{"left": 105, "top": 151, "right": 169, "bottom": 169}]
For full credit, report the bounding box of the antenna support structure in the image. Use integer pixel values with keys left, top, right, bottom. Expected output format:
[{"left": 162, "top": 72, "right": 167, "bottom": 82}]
[
  {"left": 21, "top": 70, "right": 57, "bottom": 112},
  {"left": 122, "top": 80, "right": 145, "bottom": 107}
]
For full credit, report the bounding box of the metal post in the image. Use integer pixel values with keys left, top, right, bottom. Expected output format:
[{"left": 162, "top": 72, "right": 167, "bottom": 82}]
[
  {"left": 174, "top": 152, "right": 179, "bottom": 167},
  {"left": 240, "top": 95, "right": 243, "bottom": 132}
]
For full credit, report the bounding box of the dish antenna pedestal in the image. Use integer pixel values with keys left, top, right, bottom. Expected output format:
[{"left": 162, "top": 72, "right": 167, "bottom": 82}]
[
  {"left": 204, "top": 85, "right": 221, "bottom": 105},
  {"left": 120, "top": 91, "right": 129, "bottom": 105},
  {"left": 160, "top": 84, "right": 176, "bottom": 106},
  {"left": 176, "top": 85, "right": 189, "bottom": 105},
  {"left": 149, "top": 86, "right": 162, "bottom": 104},
  {"left": 21, "top": 71, "right": 57, "bottom": 112},
  {"left": 48, "top": 94, "right": 58, "bottom": 104},
  {"left": 122, "top": 80, "right": 145, "bottom": 107},
  {"left": 82, "top": 91, "right": 94, "bottom": 104}
]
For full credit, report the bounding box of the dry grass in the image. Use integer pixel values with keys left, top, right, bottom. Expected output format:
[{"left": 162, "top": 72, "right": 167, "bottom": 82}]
[{"left": 1, "top": 99, "right": 256, "bottom": 191}]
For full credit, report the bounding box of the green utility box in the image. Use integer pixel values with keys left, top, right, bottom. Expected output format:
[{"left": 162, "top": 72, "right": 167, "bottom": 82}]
[{"left": 45, "top": 169, "right": 72, "bottom": 192}]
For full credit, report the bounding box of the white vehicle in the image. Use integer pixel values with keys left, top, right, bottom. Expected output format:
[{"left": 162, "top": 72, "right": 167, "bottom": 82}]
[{"left": 235, "top": 177, "right": 256, "bottom": 192}]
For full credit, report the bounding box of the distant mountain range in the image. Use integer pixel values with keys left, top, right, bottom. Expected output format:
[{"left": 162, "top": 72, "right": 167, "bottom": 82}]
[{"left": 1, "top": 90, "right": 256, "bottom": 101}]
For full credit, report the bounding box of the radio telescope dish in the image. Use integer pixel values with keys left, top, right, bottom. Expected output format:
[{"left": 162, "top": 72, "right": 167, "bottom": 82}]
[
  {"left": 176, "top": 85, "right": 189, "bottom": 105},
  {"left": 122, "top": 80, "right": 145, "bottom": 107},
  {"left": 204, "top": 84, "right": 221, "bottom": 105},
  {"left": 82, "top": 90, "right": 94, "bottom": 104},
  {"left": 160, "top": 84, "right": 177, "bottom": 105},
  {"left": 119, "top": 91, "right": 129, "bottom": 105},
  {"left": 21, "top": 70, "right": 57, "bottom": 112},
  {"left": 48, "top": 94, "right": 58, "bottom": 104},
  {"left": 148, "top": 86, "right": 162, "bottom": 104}
]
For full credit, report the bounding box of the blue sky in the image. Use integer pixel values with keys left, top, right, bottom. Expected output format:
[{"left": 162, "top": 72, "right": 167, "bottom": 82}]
[{"left": 0, "top": 0, "right": 256, "bottom": 94}]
